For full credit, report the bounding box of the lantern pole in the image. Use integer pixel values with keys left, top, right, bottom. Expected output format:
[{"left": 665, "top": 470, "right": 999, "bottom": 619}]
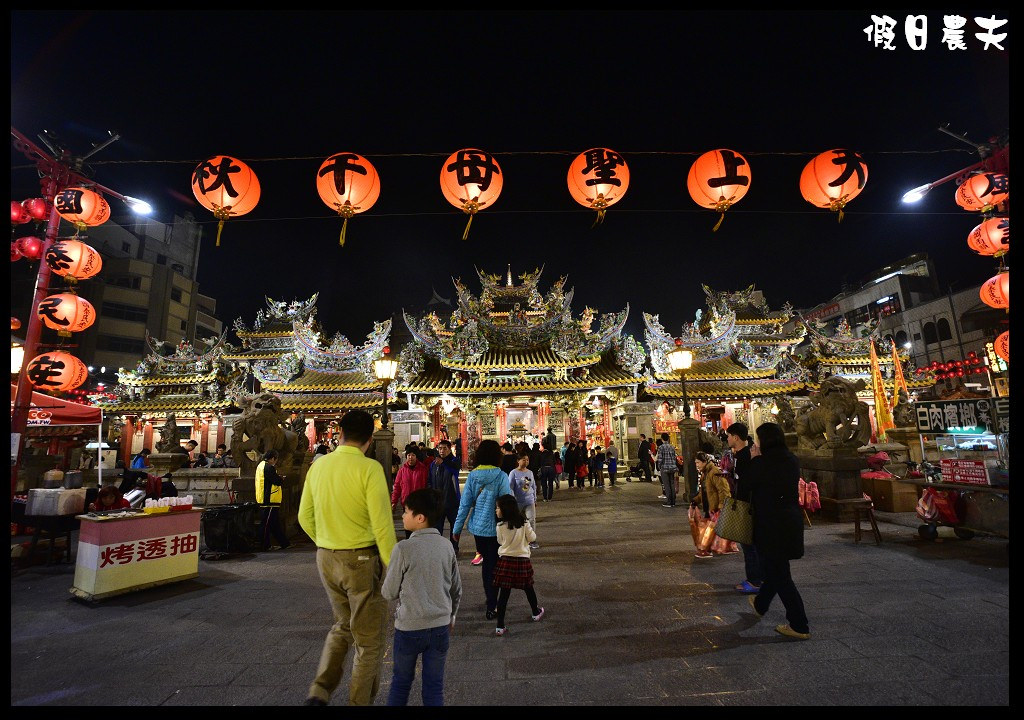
[{"left": 9, "top": 127, "right": 136, "bottom": 505}]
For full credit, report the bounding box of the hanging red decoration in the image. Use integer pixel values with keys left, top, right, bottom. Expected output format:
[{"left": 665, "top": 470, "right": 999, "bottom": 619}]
[
  {"left": 191, "top": 155, "right": 261, "bottom": 247},
  {"left": 316, "top": 152, "right": 380, "bottom": 247},
  {"left": 44, "top": 238, "right": 103, "bottom": 281},
  {"left": 37, "top": 293, "right": 96, "bottom": 334},
  {"left": 440, "top": 148, "right": 503, "bottom": 241},
  {"left": 15, "top": 235, "right": 44, "bottom": 261},
  {"left": 11, "top": 201, "right": 32, "bottom": 224},
  {"left": 11, "top": 241, "right": 23, "bottom": 262},
  {"left": 979, "top": 271, "right": 1009, "bottom": 309},
  {"left": 567, "top": 148, "right": 629, "bottom": 226},
  {"left": 994, "top": 331, "right": 1008, "bottom": 362},
  {"left": 687, "top": 149, "right": 751, "bottom": 231},
  {"left": 966, "top": 216, "right": 1009, "bottom": 257},
  {"left": 799, "top": 149, "right": 868, "bottom": 222},
  {"left": 25, "top": 351, "right": 89, "bottom": 392},
  {"left": 54, "top": 187, "right": 111, "bottom": 229},
  {"left": 22, "top": 198, "right": 50, "bottom": 221},
  {"left": 955, "top": 172, "right": 1009, "bottom": 211}
]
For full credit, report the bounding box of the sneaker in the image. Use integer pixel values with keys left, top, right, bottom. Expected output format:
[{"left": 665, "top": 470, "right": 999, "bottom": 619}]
[
  {"left": 694, "top": 550, "right": 713, "bottom": 559},
  {"left": 529, "top": 542, "right": 539, "bottom": 550},
  {"left": 748, "top": 594, "right": 764, "bottom": 617},
  {"left": 662, "top": 503, "right": 675, "bottom": 508},
  {"left": 531, "top": 607, "right": 546, "bottom": 622},
  {"left": 303, "top": 697, "right": 327, "bottom": 706},
  {"left": 735, "top": 581, "right": 762, "bottom": 594},
  {"left": 658, "top": 495, "right": 667, "bottom": 499},
  {"left": 486, "top": 609, "right": 497, "bottom": 620},
  {"left": 775, "top": 624, "right": 810, "bottom": 640},
  {"left": 494, "top": 627, "right": 508, "bottom": 637},
  {"left": 471, "top": 553, "right": 483, "bottom": 566}
]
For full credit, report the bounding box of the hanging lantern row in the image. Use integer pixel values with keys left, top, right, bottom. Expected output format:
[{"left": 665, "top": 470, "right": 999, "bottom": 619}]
[
  {"left": 980, "top": 270, "right": 1009, "bottom": 310},
  {"left": 955, "top": 172, "right": 1009, "bottom": 212},
  {"left": 994, "top": 331, "right": 1009, "bottom": 363},
  {"left": 37, "top": 293, "right": 96, "bottom": 335},
  {"left": 10, "top": 235, "right": 44, "bottom": 262},
  {"left": 44, "top": 238, "right": 103, "bottom": 281},
  {"left": 440, "top": 148, "right": 503, "bottom": 241},
  {"left": 11, "top": 198, "right": 50, "bottom": 225},
  {"left": 26, "top": 351, "right": 89, "bottom": 392},
  {"left": 567, "top": 147, "right": 629, "bottom": 226},
  {"left": 191, "top": 155, "right": 261, "bottom": 247},
  {"left": 798, "top": 149, "right": 868, "bottom": 222},
  {"left": 316, "top": 152, "right": 380, "bottom": 246},
  {"left": 967, "top": 217, "right": 1009, "bottom": 257},
  {"left": 54, "top": 187, "right": 111, "bottom": 230}
]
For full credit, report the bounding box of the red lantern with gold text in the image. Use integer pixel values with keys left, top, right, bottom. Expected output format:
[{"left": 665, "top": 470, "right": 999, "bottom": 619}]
[
  {"left": 316, "top": 152, "right": 380, "bottom": 247},
  {"left": 22, "top": 198, "right": 49, "bottom": 221},
  {"left": 440, "top": 148, "right": 503, "bottom": 241},
  {"left": 799, "top": 149, "right": 868, "bottom": 222},
  {"left": 994, "top": 331, "right": 1008, "bottom": 363},
  {"left": 11, "top": 200, "right": 31, "bottom": 225},
  {"left": 191, "top": 155, "right": 261, "bottom": 247},
  {"left": 54, "top": 187, "right": 111, "bottom": 230},
  {"left": 25, "top": 351, "right": 89, "bottom": 392},
  {"left": 37, "top": 293, "right": 96, "bottom": 335},
  {"left": 980, "top": 271, "right": 1009, "bottom": 309},
  {"left": 967, "top": 216, "right": 1009, "bottom": 257},
  {"left": 15, "top": 235, "right": 44, "bottom": 261},
  {"left": 44, "top": 239, "right": 102, "bottom": 282},
  {"left": 955, "top": 172, "right": 1009, "bottom": 211},
  {"left": 687, "top": 149, "right": 751, "bottom": 231},
  {"left": 567, "top": 148, "right": 629, "bottom": 226}
]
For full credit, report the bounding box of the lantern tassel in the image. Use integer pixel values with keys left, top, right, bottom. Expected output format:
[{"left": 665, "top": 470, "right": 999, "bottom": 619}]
[
  {"left": 340, "top": 217, "right": 348, "bottom": 247},
  {"left": 462, "top": 213, "right": 474, "bottom": 241},
  {"left": 591, "top": 209, "right": 606, "bottom": 228},
  {"left": 712, "top": 212, "right": 725, "bottom": 232},
  {"left": 837, "top": 207, "right": 845, "bottom": 223},
  {"left": 215, "top": 219, "right": 225, "bottom": 247}
]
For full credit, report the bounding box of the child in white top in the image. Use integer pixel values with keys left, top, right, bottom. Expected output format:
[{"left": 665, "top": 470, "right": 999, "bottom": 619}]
[
  {"left": 507, "top": 454, "right": 538, "bottom": 549},
  {"left": 492, "top": 494, "right": 544, "bottom": 636}
]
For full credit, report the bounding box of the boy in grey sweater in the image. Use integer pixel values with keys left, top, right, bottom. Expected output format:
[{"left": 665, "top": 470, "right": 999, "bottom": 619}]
[{"left": 382, "top": 488, "right": 462, "bottom": 706}]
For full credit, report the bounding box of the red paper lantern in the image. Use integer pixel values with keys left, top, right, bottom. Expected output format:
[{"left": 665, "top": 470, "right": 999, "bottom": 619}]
[
  {"left": 44, "top": 239, "right": 103, "bottom": 280},
  {"left": 191, "top": 155, "right": 261, "bottom": 246},
  {"left": 54, "top": 187, "right": 111, "bottom": 228},
  {"left": 567, "top": 148, "right": 630, "bottom": 225},
  {"left": 799, "top": 149, "right": 868, "bottom": 221},
  {"left": 11, "top": 241, "right": 22, "bottom": 262},
  {"left": 687, "top": 149, "right": 751, "bottom": 231},
  {"left": 11, "top": 200, "right": 31, "bottom": 225},
  {"left": 15, "top": 235, "right": 44, "bottom": 261},
  {"left": 966, "top": 217, "right": 1009, "bottom": 256},
  {"left": 37, "top": 293, "right": 96, "bottom": 333},
  {"left": 994, "top": 331, "right": 1008, "bottom": 362},
  {"left": 955, "top": 172, "right": 1009, "bottom": 211},
  {"left": 980, "top": 271, "right": 1009, "bottom": 309},
  {"left": 316, "top": 152, "right": 380, "bottom": 247},
  {"left": 22, "top": 198, "right": 50, "bottom": 221},
  {"left": 11, "top": 317, "right": 21, "bottom": 331},
  {"left": 440, "top": 148, "right": 503, "bottom": 241},
  {"left": 25, "top": 351, "right": 89, "bottom": 392}
]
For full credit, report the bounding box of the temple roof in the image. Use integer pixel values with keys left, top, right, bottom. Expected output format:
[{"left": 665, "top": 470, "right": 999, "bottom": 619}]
[
  {"left": 279, "top": 392, "right": 386, "bottom": 413},
  {"left": 646, "top": 377, "right": 806, "bottom": 400},
  {"left": 261, "top": 369, "right": 380, "bottom": 392}
]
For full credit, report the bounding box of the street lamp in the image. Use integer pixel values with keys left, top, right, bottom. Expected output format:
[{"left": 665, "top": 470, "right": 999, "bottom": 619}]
[
  {"left": 372, "top": 350, "right": 398, "bottom": 431},
  {"left": 900, "top": 127, "right": 1008, "bottom": 203},
  {"left": 666, "top": 343, "right": 693, "bottom": 419}
]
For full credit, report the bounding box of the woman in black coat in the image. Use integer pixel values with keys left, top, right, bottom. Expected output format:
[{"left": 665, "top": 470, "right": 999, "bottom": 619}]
[{"left": 746, "top": 422, "right": 810, "bottom": 639}]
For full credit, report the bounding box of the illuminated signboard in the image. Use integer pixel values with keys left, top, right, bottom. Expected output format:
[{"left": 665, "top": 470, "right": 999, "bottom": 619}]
[{"left": 916, "top": 397, "right": 1009, "bottom": 435}]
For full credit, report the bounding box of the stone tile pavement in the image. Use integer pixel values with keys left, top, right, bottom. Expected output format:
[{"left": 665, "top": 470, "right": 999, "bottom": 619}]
[{"left": 10, "top": 479, "right": 1009, "bottom": 706}]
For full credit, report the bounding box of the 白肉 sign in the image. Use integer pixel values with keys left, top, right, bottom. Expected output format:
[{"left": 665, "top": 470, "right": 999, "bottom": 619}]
[
  {"left": 940, "top": 459, "right": 989, "bottom": 486},
  {"left": 915, "top": 398, "right": 1009, "bottom": 435}
]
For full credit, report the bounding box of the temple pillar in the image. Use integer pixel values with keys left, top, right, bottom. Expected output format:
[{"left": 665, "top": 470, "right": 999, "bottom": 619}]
[
  {"left": 215, "top": 418, "right": 226, "bottom": 449},
  {"left": 200, "top": 419, "right": 210, "bottom": 454},
  {"left": 677, "top": 416, "right": 702, "bottom": 499},
  {"left": 120, "top": 416, "right": 136, "bottom": 467},
  {"left": 142, "top": 420, "right": 153, "bottom": 454},
  {"left": 372, "top": 427, "right": 396, "bottom": 493}
]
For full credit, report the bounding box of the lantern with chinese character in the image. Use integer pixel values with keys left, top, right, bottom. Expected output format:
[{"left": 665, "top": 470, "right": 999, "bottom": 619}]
[
  {"left": 54, "top": 187, "right": 111, "bottom": 230},
  {"left": 799, "top": 149, "right": 868, "bottom": 222},
  {"left": 687, "top": 148, "right": 751, "bottom": 231},
  {"left": 11, "top": 200, "right": 32, "bottom": 225},
  {"left": 980, "top": 271, "right": 1009, "bottom": 309},
  {"left": 44, "top": 239, "right": 103, "bottom": 281},
  {"left": 567, "top": 148, "right": 630, "bottom": 226},
  {"left": 994, "top": 331, "right": 1008, "bottom": 362},
  {"left": 191, "top": 155, "right": 261, "bottom": 246},
  {"left": 967, "top": 216, "right": 1009, "bottom": 257},
  {"left": 15, "top": 235, "right": 44, "bottom": 261},
  {"left": 440, "top": 148, "right": 503, "bottom": 241},
  {"left": 26, "top": 351, "right": 89, "bottom": 392},
  {"left": 37, "top": 293, "right": 96, "bottom": 335},
  {"left": 955, "top": 172, "right": 1009, "bottom": 211},
  {"left": 22, "top": 197, "right": 50, "bottom": 221},
  {"left": 316, "top": 152, "right": 380, "bottom": 247}
]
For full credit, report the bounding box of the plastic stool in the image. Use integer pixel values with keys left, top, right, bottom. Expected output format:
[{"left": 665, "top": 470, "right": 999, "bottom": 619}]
[{"left": 852, "top": 498, "right": 882, "bottom": 545}]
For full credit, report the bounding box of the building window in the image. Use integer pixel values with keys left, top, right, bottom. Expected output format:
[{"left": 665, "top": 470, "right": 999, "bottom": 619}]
[
  {"left": 107, "top": 275, "right": 142, "bottom": 290},
  {"left": 923, "top": 322, "right": 938, "bottom": 345},
  {"left": 937, "top": 318, "right": 953, "bottom": 341},
  {"left": 156, "top": 253, "right": 167, "bottom": 265},
  {"left": 171, "top": 288, "right": 183, "bottom": 303},
  {"left": 121, "top": 241, "right": 131, "bottom": 253},
  {"left": 913, "top": 332, "right": 921, "bottom": 341},
  {"left": 875, "top": 294, "right": 902, "bottom": 318},
  {"left": 100, "top": 301, "right": 148, "bottom": 323},
  {"left": 98, "top": 335, "right": 146, "bottom": 354},
  {"left": 895, "top": 330, "right": 908, "bottom": 346},
  {"left": 180, "top": 319, "right": 188, "bottom": 330}
]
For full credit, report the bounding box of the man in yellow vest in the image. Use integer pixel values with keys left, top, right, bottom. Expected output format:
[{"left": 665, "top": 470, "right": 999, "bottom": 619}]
[{"left": 255, "top": 449, "right": 290, "bottom": 551}]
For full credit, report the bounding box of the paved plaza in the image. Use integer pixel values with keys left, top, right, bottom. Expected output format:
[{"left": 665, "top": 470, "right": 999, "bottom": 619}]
[{"left": 10, "top": 479, "right": 1009, "bottom": 706}]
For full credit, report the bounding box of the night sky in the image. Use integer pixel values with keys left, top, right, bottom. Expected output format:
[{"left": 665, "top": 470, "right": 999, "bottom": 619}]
[{"left": 10, "top": 11, "right": 1010, "bottom": 345}]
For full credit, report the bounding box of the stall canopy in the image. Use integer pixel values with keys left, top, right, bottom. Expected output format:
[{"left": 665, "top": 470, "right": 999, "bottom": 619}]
[{"left": 11, "top": 384, "right": 102, "bottom": 425}]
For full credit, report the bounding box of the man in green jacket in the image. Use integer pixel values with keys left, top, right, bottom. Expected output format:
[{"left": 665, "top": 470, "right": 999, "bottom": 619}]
[{"left": 299, "top": 409, "right": 397, "bottom": 706}]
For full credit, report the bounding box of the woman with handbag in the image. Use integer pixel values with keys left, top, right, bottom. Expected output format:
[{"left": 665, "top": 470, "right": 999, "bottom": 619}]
[
  {"left": 745, "top": 422, "right": 811, "bottom": 640},
  {"left": 694, "top": 452, "right": 740, "bottom": 558}
]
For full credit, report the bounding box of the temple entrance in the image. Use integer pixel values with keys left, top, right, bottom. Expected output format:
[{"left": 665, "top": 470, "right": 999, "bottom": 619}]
[{"left": 505, "top": 405, "right": 539, "bottom": 446}]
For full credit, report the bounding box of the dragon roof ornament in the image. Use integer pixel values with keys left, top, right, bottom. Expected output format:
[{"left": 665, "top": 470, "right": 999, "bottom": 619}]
[{"left": 799, "top": 314, "right": 883, "bottom": 356}]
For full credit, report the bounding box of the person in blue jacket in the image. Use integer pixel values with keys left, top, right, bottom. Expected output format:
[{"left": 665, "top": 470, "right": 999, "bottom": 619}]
[
  {"left": 452, "top": 439, "right": 509, "bottom": 620},
  {"left": 429, "top": 439, "right": 462, "bottom": 553}
]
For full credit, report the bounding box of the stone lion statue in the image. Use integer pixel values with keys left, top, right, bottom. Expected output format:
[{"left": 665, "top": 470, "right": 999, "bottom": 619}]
[
  {"left": 155, "top": 413, "right": 182, "bottom": 453},
  {"left": 230, "top": 393, "right": 308, "bottom": 477},
  {"left": 795, "top": 376, "right": 872, "bottom": 450},
  {"left": 892, "top": 388, "right": 916, "bottom": 428}
]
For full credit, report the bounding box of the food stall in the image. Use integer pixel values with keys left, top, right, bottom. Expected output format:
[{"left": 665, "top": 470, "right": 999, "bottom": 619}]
[{"left": 911, "top": 397, "right": 1009, "bottom": 541}]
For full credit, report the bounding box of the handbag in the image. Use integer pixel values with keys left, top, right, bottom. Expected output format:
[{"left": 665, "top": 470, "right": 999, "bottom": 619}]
[{"left": 714, "top": 497, "right": 754, "bottom": 545}]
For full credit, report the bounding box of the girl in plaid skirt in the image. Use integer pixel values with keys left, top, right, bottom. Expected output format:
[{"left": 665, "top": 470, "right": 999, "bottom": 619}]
[{"left": 492, "top": 494, "right": 545, "bottom": 636}]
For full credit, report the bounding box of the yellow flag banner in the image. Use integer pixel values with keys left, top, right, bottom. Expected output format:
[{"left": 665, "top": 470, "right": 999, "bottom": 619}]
[
  {"left": 870, "top": 339, "right": 895, "bottom": 441},
  {"left": 890, "top": 341, "right": 909, "bottom": 409}
]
